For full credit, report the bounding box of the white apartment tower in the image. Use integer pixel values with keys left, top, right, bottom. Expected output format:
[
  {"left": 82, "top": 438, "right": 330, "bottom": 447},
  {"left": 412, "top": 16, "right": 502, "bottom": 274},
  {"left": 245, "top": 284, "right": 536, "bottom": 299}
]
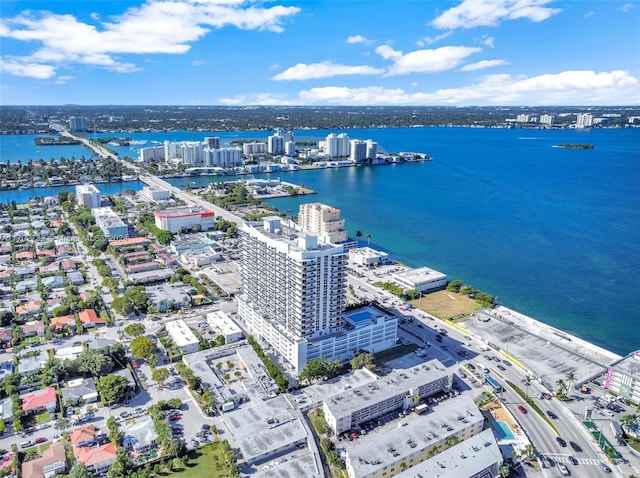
[
  {"left": 298, "top": 202, "right": 348, "bottom": 244},
  {"left": 69, "top": 116, "right": 87, "bottom": 132},
  {"left": 268, "top": 130, "right": 285, "bottom": 155},
  {"left": 204, "top": 137, "right": 220, "bottom": 149},
  {"left": 539, "top": 114, "right": 554, "bottom": 125},
  {"left": 325, "top": 133, "right": 350, "bottom": 158},
  {"left": 349, "top": 140, "right": 367, "bottom": 163},
  {"left": 366, "top": 140, "right": 377, "bottom": 160},
  {"left": 576, "top": 113, "right": 594, "bottom": 128},
  {"left": 75, "top": 184, "right": 101, "bottom": 209}
]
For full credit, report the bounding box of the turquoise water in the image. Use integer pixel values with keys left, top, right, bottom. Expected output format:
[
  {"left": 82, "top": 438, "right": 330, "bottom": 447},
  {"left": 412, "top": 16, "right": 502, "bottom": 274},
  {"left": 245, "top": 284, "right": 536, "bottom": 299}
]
[
  {"left": 2, "top": 127, "right": 639, "bottom": 356},
  {"left": 493, "top": 421, "right": 516, "bottom": 441}
]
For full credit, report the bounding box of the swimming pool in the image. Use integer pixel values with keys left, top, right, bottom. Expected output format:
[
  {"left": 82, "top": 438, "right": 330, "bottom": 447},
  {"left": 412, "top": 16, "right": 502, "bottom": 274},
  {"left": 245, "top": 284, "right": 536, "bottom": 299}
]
[
  {"left": 348, "top": 311, "right": 375, "bottom": 323},
  {"left": 493, "top": 421, "right": 516, "bottom": 441}
]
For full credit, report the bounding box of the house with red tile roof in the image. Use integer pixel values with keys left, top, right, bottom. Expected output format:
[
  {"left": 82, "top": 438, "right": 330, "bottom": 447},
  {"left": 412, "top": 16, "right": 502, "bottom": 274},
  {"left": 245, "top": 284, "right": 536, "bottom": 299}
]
[
  {"left": 15, "top": 299, "right": 43, "bottom": 316},
  {"left": 50, "top": 315, "right": 76, "bottom": 330},
  {"left": 78, "top": 309, "right": 105, "bottom": 328},
  {"left": 20, "top": 387, "right": 57, "bottom": 414},
  {"left": 70, "top": 424, "right": 97, "bottom": 447},
  {"left": 50, "top": 220, "right": 64, "bottom": 228},
  {"left": 74, "top": 442, "right": 117, "bottom": 475},
  {"left": 39, "top": 262, "right": 61, "bottom": 275},
  {"left": 60, "top": 260, "right": 77, "bottom": 271},
  {"left": 15, "top": 251, "right": 35, "bottom": 261},
  {"left": 21, "top": 441, "right": 66, "bottom": 478},
  {"left": 0, "top": 327, "right": 12, "bottom": 348},
  {"left": 79, "top": 291, "right": 93, "bottom": 301},
  {"left": 36, "top": 249, "right": 57, "bottom": 259},
  {"left": 0, "top": 269, "right": 13, "bottom": 283}
]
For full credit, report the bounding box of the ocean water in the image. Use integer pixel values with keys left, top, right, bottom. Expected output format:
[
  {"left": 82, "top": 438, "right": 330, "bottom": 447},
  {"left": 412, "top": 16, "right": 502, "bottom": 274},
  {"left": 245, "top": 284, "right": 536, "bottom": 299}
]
[{"left": 2, "top": 127, "right": 638, "bottom": 355}]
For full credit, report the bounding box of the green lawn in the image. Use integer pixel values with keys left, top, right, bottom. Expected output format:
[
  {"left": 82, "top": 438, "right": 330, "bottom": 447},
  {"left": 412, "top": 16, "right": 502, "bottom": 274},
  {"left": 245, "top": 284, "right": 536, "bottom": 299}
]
[{"left": 158, "top": 442, "right": 238, "bottom": 478}]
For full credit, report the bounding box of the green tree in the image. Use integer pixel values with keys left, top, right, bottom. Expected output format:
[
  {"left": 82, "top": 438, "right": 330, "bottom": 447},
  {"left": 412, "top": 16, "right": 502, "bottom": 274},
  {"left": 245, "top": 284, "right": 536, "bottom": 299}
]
[
  {"left": 111, "top": 296, "right": 133, "bottom": 316},
  {"left": 299, "top": 358, "right": 330, "bottom": 384},
  {"left": 350, "top": 352, "right": 375, "bottom": 371},
  {"left": 68, "top": 461, "right": 92, "bottom": 478},
  {"left": 77, "top": 349, "right": 113, "bottom": 377},
  {"left": 97, "top": 375, "right": 130, "bottom": 405},
  {"left": 124, "top": 323, "right": 146, "bottom": 337},
  {"left": 130, "top": 336, "right": 156, "bottom": 361},
  {"left": 565, "top": 371, "right": 576, "bottom": 395},
  {"left": 365, "top": 233, "right": 372, "bottom": 245},
  {"left": 151, "top": 368, "right": 169, "bottom": 387}
]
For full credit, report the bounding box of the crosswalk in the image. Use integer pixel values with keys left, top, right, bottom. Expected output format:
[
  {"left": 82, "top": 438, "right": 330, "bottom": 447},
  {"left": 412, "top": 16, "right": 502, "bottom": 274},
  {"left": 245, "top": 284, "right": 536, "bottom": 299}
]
[{"left": 544, "top": 453, "right": 605, "bottom": 466}]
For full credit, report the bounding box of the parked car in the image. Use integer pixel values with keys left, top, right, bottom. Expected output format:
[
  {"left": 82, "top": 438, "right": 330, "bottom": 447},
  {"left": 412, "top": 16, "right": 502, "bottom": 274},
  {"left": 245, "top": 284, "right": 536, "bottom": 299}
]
[{"left": 34, "top": 436, "right": 47, "bottom": 444}]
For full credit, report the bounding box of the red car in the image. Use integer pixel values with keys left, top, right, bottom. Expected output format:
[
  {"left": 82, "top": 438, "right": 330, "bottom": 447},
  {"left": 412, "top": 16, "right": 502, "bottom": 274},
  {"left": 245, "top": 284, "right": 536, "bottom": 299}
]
[
  {"left": 518, "top": 405, "right": 527, "bottom": 414},
  {"left": 169, "top": 415, "right": 182, "bottom": 421},
  {"left": 34, "top": 437, "right": 47, "bottom": 444}
]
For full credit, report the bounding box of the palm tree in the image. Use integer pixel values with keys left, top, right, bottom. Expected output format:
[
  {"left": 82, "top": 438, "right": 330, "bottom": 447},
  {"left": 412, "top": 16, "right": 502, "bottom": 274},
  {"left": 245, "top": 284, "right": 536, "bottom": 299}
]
[
  {"left": 565, "top": 371, "right": 576, "bottom": 396},
  {"left": 556, "top": 378, "right": 566, "bottom": 398},
  {"left": 355, "top": 230, "right": 362, "bottom": 245},
  {"left": 365, "top": 233, "right": 372, "bottom": 246}
]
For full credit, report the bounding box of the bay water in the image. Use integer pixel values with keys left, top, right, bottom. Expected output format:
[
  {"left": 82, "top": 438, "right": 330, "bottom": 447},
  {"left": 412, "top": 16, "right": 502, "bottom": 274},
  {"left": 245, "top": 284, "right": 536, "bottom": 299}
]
[{"left": 2, "top": 127, "right": 638, "bottom": 355}]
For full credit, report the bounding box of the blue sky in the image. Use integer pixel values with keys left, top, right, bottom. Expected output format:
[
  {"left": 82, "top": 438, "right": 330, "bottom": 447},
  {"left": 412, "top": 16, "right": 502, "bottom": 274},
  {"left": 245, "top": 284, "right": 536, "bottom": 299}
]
[{"left": 1, "top": 0, "right": 639, "bottom": 105}]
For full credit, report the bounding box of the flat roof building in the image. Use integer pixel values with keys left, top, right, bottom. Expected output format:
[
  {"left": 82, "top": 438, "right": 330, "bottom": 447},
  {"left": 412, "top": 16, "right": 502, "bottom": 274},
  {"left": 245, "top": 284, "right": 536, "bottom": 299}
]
[
  {"left": 392, "top": 266, "right": 447, "bottom": 294},
  {"left": 344, "top": 396, "right": 485, "bottom": 478},
  {"left": 92, "top": 207, "right": 128, "bottom": 239},
  {"left": 154, "top": 206, "right": 215, "bottom": 233},
  {"left": 166, "top": 319, "right": 200, "bottom": 354},
  {"left": 392, "top": 428, "right": 501, "bottom": 478},
  {"left": 75, "top": 184, "right": 101, "bottom": 209},
  {"left": 323, "top": 359, "right": 452, "bottom": 434},
  {"left": 605, "top": 350, "right": 640, "bottom": 404},
  {"left": 206, "top": 311, "right": 243, "bottom": 343},
  {"left": 138, "top": 185, "right": 170, "bottom": 202},
  {"left": 349, "top": 247, "right": 390, "bottom": 266}
]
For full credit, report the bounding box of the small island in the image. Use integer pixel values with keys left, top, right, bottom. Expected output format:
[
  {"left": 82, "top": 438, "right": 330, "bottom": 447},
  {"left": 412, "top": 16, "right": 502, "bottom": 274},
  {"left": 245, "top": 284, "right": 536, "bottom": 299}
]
[{"left": 553, "top": 143, "right": 595, "bottom": 149}]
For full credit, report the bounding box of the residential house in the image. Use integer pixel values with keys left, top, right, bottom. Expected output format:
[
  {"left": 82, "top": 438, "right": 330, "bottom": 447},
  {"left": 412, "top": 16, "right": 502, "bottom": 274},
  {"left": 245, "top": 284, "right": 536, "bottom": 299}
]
[
  {"left": 21, "top": 320, "right": 45, "bottom": 338},
  {"left": 18, "top": 355, "right": 46, "bottom": 376},
  {"left": 0, "top": 269, "right": 13, "bottom": 282},
  {"left": 36, "top": 249, "right": 57, "bottom": 260},
  {"left": 43, "top": 196, "right": 58, "bottom": 208},
  {"left": 15, "top": 277, "right": 38, "bottom": 293},
  {"left": 20, "top": 387, "right": 57, "bottom": 414},
  {"left": 70, "top": 424, "right": 98, "bottom": 447},
  {"left": 21, "top": 441, "right": 67, "bottom": 478},
  {"left": 15, "top": 299, "right": 43, "bottom": 316},
  {"left": 15, "top": 251, "right": 35, "bottom": 261},
  {"left": 50, "top": 315, "right": 76, "bottom": 330},
  {"left": 78, "top": 309, "right": 105, "bottom": 328},
  {"left": 74, "top": 443, "right": 117, "bottom": 475},
  {"left": 13, "top": 265, "right": 36, "bottom": 277},
  {"left": 0, "top": 256, "right": 11, "bottom": 266},
  {"left": 126, "top": 261, "right": 161, "bottom": 275},
  {"left": 146, "top": 283, "right": 191, "bottom": 312},
  {"left": 60, "top": 260, "right": 77, "bottom": 272},
  {"left": 62, "top": 378, "right": 98, "bottom": 405},
  {"left": 42, "top": 275, "right": 64, "bottom": 289},
  {"left": 0, "top": 328, "right": 11, "bottom": 348},
  {"left": 0, "top": 397, "right": 13, "bottom": 424},
  {"left": 112, "top": 368, "right": 136, "bottom": 392},
  {"left": 66, "top": 271, "right": 85, "bottom": 285},
  {"left": 122, "top": 416, "right": 158, "bottom": 453},
  {"left": 39, "top": 262, "right": 61, "bottom": 276},
  {"left": 0, "top": 362, "right": 13, "bottom": 380},
  {"left": 54, "top": 346, "right": 84, "bottom": 361}
]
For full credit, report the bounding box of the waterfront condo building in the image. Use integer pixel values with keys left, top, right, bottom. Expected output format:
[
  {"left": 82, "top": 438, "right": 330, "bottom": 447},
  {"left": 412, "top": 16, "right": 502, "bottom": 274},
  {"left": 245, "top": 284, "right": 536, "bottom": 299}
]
[
  {"left": 323, "top": 133, "right": 351, "bottom": 158},
  {"left": 298, "top": 202, "right": 348, "bottom": 244},
  {"left": 154, "top": 206, "right": 215, "bottom": 233},
  {"left": 268, "top": 131, "right": 285, "bottom": 155},
  {"left": 605, "top": 350, "right": 640, "bottom": 404},
  {"left": 75, "top": 184, "right": 101, "bottom": 209},
  {"left": 539, "top": 114, "right": 554, "bottom": 125},
  {"left": 69, "top": 116, "right": 87, "bottom": 132},
  {"left": 238, "top": 217, "right": 397, "bottom": 374},
  {"left": 576, "top": 113, "right": 594, "bottom": 128},
  {"left": 350, "top": 140, "right": 367, "bottom": 163}
]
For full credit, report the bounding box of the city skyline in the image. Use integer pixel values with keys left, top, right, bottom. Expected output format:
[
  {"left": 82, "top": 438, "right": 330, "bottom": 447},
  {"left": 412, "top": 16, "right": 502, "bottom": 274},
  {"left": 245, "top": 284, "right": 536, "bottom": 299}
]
[{"left": 1, "top": 0, "right": 639, "bottom": 106}]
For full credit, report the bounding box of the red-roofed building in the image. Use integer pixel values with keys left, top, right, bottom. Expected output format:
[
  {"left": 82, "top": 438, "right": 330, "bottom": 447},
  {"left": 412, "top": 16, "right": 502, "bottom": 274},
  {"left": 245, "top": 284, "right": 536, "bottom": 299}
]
[
  {"left": 20, "top": 387, "right": 57, "bottom": 414},
  {"left": 70, "top": 425, "right": 97, "bottom": 447},
  {"left": 36, "top": 249, "right": 57, "bottom": 259},
  {"left": 15, "top": 299, "right": 43, "bottom": 316},
  {"left": 74, "top": 443, "right": 117, "bottom": 474},
  {"left": 109, "top": 237, "right": 150, "bottom": 249},
  {"left": 21, "top": 441, "right": 67, "bottom": 478},
  {"left": 60, "top": 260, "right": 77, "bottom": 271},
  {"left": 21, "top": 320, "right": 45, "bottom": 337},
  {"left": 79, "top": 291, "right": 93, "bottom": 301},
  {"left": 50, "top": 315, "right": 76, "bottom": 330},
  {"left": 39, "top": 262, "right": 61, "bottom": 275},
  {"left": 51, "top": 220, "right": 64, "bottom": 228},
  {"left": 15, "top": 251, "right": 35, "bottom": 261},
  {"left": 78, "top": 309, "right": 105, "bottom": 328}
]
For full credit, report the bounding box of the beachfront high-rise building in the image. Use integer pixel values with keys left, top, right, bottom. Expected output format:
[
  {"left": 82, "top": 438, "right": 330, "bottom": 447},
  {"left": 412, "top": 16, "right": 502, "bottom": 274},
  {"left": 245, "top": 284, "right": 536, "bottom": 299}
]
[
  {"left": 366, "top": 140, "right": 377, "bottom": 160},
  {"left": 539, "top": 114, "right": 554, "bottom": 125},
  {"left": 139, "top": 145, "right": 165, "bottom": 162},
  {"left": 243, "top": 142, "right": 267, "bottom": 156},
  {"left": 324, "top": 133, "right": 350, "bottom": 158},
  {"left": 238, "top": 217, "right": 397, "bottom": 373},
  {"left": 516, "top": 114, "right": 530, "bottom": 123},
  {"left": 268, "top": 130, "right": 285, "bottom": 155},
  {"left": 181, "top": 142, "right": 204, "bottom": 166},
  {"left": 69, "top": 116, "right": 87, "bottom": 132},
  {"left": 284, "top": 141, "right": 297, "bottom": 157},
  {"left": 75, "top": 184, "right": 101, "bottom": 209},
  {"left": 349, "top": 140, "right": 367, "bottom": 163},
  {"left": 164, "top": 141, "right": 181, "bottom": 161},
  {"left": 576, "top": 113, "right": 594, "bottom": 128},
  {"left": 204, "top": 137, "right": 220, "bottom": 149},
  {"left": 298, "top": 202, "right": 348, "bottom": 244},
  {"left": 202, "top": 148, "right": 242, "bottom": 168}
]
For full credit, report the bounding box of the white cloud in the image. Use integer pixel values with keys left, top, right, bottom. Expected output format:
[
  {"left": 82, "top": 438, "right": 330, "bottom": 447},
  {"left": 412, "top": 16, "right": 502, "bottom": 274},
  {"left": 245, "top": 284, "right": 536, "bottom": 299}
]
[
  {"left": 0, "top": 0, "right": 300, "bottom": 78},
  {"left": 376, "top": 45, "right": 481, "bottom": 75},
  {"left": 53, "top": 75, "right": 75, "bottom": 84},
  {"left": 272, "top": 61, "right": 384, "bottom": 80},
  {"left": 0, "top": 59, "right": 56, "bottom": 79},
  {"left": 432, "top": 0, "right": 561, "bottom": 30},
  {"left": 584, "top": 11, "right": 594, "bottom": 18},
  {"left": 621, "top": 3, "right": 633, "bottom": 12},
  {"left": 418, "top": 31, "right": 452, "bottom": 46},
  {"left": 346, "top": 35, "right": 373, "bottom": 45},
  {"left": 480, "top": 35, "right": 495, "bottom": 48},
  {"left": 225, "top": 70, "right": 639, "bottom": 105},
  {"left": 192, "top": 60, "right": 207, "bottom": 66},
  {"left": 461, "top": 59, "right": 510, "bottom": 71}
]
